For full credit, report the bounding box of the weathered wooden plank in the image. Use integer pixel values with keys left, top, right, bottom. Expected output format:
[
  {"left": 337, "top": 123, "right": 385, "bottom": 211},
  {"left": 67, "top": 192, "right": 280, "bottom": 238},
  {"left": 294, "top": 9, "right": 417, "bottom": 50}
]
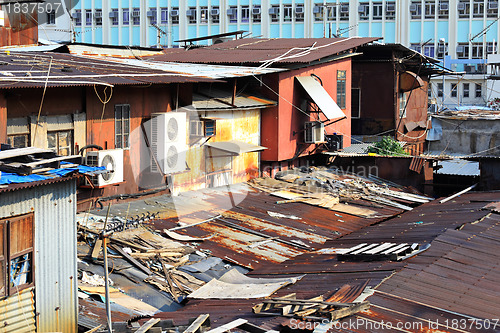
[
  {"left": 135, "top": 318, "right": 161, "bottom": 333},
  {"left": 205, "top": 319, "right": 248, "bottom": 333},
  {"left": 26, "top": 154, "right": 82, "bottom": 167},
  {"left": 183, "top": 314, "right": 209, "bottom": 333},
  {"left": 0, "top": 147, "right": 53, "bottom": 160},
  {"left": 329, "top": 302, "right": 370, "bottom": 321},
  {"left": 110, "top": 244, "right": 153, "bottom": 276}
]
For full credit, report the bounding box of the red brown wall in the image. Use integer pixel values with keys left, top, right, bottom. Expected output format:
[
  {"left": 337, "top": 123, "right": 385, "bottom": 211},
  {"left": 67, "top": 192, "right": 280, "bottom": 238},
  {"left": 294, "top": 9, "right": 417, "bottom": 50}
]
[
  {"left": 396, "top": 79, "right": 429, "bottom": 144},
  {"left": 261, "top": 58, "right": 352, "bottom": 162},
  {"left": 0, "top": 7, "right": 38, "bottom": 46}
]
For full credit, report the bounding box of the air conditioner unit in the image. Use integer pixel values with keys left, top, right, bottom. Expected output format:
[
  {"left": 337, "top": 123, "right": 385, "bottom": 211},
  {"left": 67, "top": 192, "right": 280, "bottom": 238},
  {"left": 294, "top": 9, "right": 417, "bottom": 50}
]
[
  {"left": 439, "top": 2, "right": 449, "bottom": 10},
  {"left": 146, "top": 10, "right": 155, "bottom": 18},
  {"left": 295, "top": 6, "right": 304, "bottom": 14},
  {"left": 409, "top": 4, "right": 418, "bottom": 12},
  {"left": 85, "top": 149, "right": 124, "bottom": 187},
  {"left": 386, "top": 3, "right": 396, "bottom": 12},
  {"left": 304, "top": 121, "right": 325, "bottom": 144},
  {"left": 457, "top": 2, "right": 466, "bottom": 10},
  {"left": 325, "top": 134, "right": 343, "bottom": 152},
  {"left": 252, "top": 7, "right": 261, "bottom": 15},
  {"left": 313, "top": 6, "right": 322, "bottom": 14},
  {"left": 109, "top": 11, "right": 118, "bottom": 19},
  {"left": 72, "top": 11, "right": 81, "bottom": 20},
  {"left": 358, "top": 5, "right": 366, "bottom": 13},
  {"left": 489, "top": 1, "right": 499, "bottom": 9},
  {"left": 477, "top": 63, "right": 486, "bottom": 73},
  {"left": 487, "top": 44, "right": 495, "bottom": 53},
  {"left": 94, "top": 11, "right": 102, "bottom": 18},
  {"left": 170, "top": 10, "right": 179, "bottom": 17},
  {"left": 340, "top": 4, "right": 349, "bottom": 13},
  {"left": 131, "top": 11, "right": 140, "bottom": 17},
  {"left": 464, "top": 65, "right": 475, "bottom": 73},
  {"left": 186, "top": 9, "right": 196, "bottom": 17},
  {"left": 269, "top": 7, "right": 279, "bottom": 15},
  {"left": 227, "top": 8, "right": 237, "bottom": 16},
  {"left": 456, "top": 45, "right": 465, "bottom": 53},
  {"left": 150, "top": 112, "right": 187, "bottom": 174},
  {"left": 211, "top": 8, "right": 220, "bottom": 16}
]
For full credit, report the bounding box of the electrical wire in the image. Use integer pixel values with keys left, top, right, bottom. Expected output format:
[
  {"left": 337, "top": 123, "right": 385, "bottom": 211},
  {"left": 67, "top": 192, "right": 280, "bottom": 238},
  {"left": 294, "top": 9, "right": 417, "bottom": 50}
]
[
  {"left": 94, "top": 85, "right": 114, "bottom": 145},
  {"left": 32, "top": 56, "right": 53, "bottom": 145}
]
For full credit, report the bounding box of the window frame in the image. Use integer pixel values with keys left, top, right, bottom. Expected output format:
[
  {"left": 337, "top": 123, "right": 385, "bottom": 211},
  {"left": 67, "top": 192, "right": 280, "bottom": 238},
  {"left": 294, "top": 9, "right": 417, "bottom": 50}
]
[
  {"left": 463, "top": 83, "right": 470, "bottom": 98},
  {"left": 424, "top": 0, "right": 436, "bottom": 19},
  {"left": 160, "top": 8, "right": 168, "bottom": 24},
  {"left": 74, "top": 9, "right": 82, "bottom": 26},
  {"left": 336, "top": 70, "right": 347, "bottom": 110},
  {"left": 200, "top": 6, "right": 208, "bottom": 24},
  {"left": 94, "top": 9, "right": 102, "bottom": 26},
  {"left": 85, "top": 9, "right": 93, "bottom": 26},
  {"left": 47, "top": 10, "right": 56, "bottom": 25},
  {"left": 450, "top": 83, "right": 458, "bottom": 98},
  {"left": 148, "top": 7, "right": 157, "bottom": 25},
  {"left": 47, "top": 130, "right": 73, "bottom": 156},
  {"left": 372, "top": 2, "right": 383, "bottom": 20},
  {"left": 386, "top": 1, "right": 396, "bottom": 20},
  {"left": 122, "top": 8, "right": 130, "bottom": 25},
  {"left": 229, "top": 6, "right": 238, "bottom": 23},
  {"left": 475, "top": 83, "right": 482, "bottom": 98},
  {"left": 132, "top": 8, "right": 140, "bottom": 25},
  {"left": 283, "top": 4, "right": 293, "bottom": 22},
  {"left": 115, "top": 104, "right": 130, "bottom": 149},
  {"left": 410, "top": 1, "right": 422, "bottom": 19},
  {"left": 241, "top": 5, "right": 250, "bottom": 23},
  {"left": 0, "top": 213, "right": 35, "bottom": 298},
  {"left": 270, "top": 5, "right": 280, "bottom": 22},
  {"left": 211, "top": 6, "right": 220, "bottom": 23},
  {"left": 437, "top": 83, "right": 443, "bottom": 97}
]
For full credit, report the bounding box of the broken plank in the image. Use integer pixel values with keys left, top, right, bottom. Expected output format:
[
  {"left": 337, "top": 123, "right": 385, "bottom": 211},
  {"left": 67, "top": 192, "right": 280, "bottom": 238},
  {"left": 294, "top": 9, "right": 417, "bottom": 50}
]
[
  {"left": 110, "top": 244, "right": 153, "bottom": 276},
  {"left": 440, "top": 183, "right": 477, "bottom": 204},
  {"left": 329, "top": 301, "right": 370, "bottom": 321},
  {"left": 83, "top": 325, "right": 103, "bottom": 333},
  {"left": 91, "top": 239, "right": 103, "bottom": 260},
  {"left": 135, "top": 318, "right": 161, "bottom": 333},
  {"left": 25, "top": 154, "right": 82, "bottom": 167},
  {"left": 205, "top": 319, "right": 248, "bottom": 333},
  {"left": 0, "top": 147, "right": 53, "bottom": 160},
  {"left": 183, "top": 314, "right": 210, "bottom": 333}
]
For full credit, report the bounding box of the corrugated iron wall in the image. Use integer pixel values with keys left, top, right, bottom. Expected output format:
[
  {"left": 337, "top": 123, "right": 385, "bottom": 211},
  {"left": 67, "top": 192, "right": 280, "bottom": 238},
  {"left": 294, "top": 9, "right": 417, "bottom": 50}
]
[
  {"left": 0, "top": 287, "right": 35, "bottom": 332},
  {"left": 0, "top": 180, "right": 78, "bottom": 333}
]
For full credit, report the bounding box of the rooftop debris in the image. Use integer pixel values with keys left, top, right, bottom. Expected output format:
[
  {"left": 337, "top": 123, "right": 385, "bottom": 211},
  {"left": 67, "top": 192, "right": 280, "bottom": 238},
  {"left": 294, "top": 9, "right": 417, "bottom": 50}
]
[{"left": 336, "top": 242, "right": 431, "bottom": 261}]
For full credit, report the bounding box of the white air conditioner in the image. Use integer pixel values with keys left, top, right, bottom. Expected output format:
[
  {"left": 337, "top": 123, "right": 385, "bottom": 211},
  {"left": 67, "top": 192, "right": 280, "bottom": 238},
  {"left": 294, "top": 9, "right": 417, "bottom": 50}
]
[
  {"left": 313, "top": 6, "right": 322, "bottom": 14},
  {"left": 170, "top": 10, "right": 179, "bottom": 17},
  {"left": 94, "top": 11, "right": 102, "bottom": 18},
  {"left": 358, "top": 5, "right": 366, "bottom": 13},
  {"left": 72, "top": 11, "right": 81, "bottom": 19},
  {"left": 439, "top": 2, "right": 449, "bottom": 10},
  {"left": 131, "top": 11, "right": 140, "bottom": 17},
  {"left": 340, "top": 4, "right": 349, "bottom": 13},
  {"left": 227, "top": 8, "right": 237, "bottom": 16},
  {"left": 456, "top": 45, "right": 465, "bottom": 53},
  {"left": 269, "top": 7, "right": 279, "bottom": 15},
  {"left": 489, "top": 1, "right": 499, "bottom": 9},
  {"left": 150, "top": 112, "right": 187, "bottom": 174},
  {"left": 86, "top": 149, "right": 124, "bottom": 187},
  {"left": 146, "top": 10, "right": 155, "bottom": 18},
  {"left": 186, "top": 9, "right": 196, "bottom": 17},
  {"left": 295, "top": 6, "right": 304, "bottom": 14},
  {"left": 409, "top": 4, "right": 418, "bottom": 12},
  {"left": 386, "top": 3, "right": 396, "bottom": 12},
  {"left": 252, "top": 7, "right": 261, "bottom": 15},
  {"left": 457, "top": 2, "right": 466, "bottom": 10},
  {"left": 109, "top": 11, "right": 118, "bottom": 18},
  {"left": 304, "top": 121, "right": 325, "bottom": 144},
  {"left": 211, "top": 9, "right": 220, "bottom": 16},
  {"left": 464, "top": 65, "right": 476, "bottom": 73},
  {"left": 487, "top": 44, "right": 495, "bottom": 53}
]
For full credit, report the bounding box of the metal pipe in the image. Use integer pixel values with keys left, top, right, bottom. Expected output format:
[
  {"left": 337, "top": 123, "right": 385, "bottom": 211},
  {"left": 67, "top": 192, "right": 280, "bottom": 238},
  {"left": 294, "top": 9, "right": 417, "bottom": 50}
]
[{"left": 102, "top": 204, "right": 112, "bottom": 333}]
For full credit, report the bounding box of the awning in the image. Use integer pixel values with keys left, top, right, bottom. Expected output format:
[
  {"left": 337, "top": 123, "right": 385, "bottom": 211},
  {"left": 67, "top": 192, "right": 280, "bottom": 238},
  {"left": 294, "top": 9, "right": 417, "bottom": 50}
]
[
  {"left": 206, "top": 140, "right": 267, "bottom": 155},
  {"left": 295, "top": 76, "right": 346, "bottom": 121}
]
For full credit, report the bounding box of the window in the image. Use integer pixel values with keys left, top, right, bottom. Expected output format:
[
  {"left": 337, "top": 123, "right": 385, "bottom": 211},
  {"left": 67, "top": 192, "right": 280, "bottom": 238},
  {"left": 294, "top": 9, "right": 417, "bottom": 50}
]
[
  {"left": 451, "top": 83, "right": 458, "bottom": 97},
  {"left": 229, "top": 6, "right": 238, "bottom": 23},
  {"left": 252, "top": 5, "right": 261, "bottom": 22},
  {"left": 424, "top": 1, "right": 435, "bottom": 18},
  {"left": 7, "top": 118, "right": 29, "bottom": 149},
  {"left": 386, "top": 1, "right": 396, "bottom": 20},
  {"left": 487, "top": 0, "right": 498, "bottom": 17},
  {"left": 463, "top": 83, "right": 470, "bottom": 97},
  {"left": 283, "top": 4, "right": 293, "bottom": 22},
  {"left": 458, "top": 0, "right": 470, "bottom": 18},
  {"left": 187, "top": 7, "right": 197, "bottom": 24},
  {"left": 471, "top": 43, "right": 484, "bottom": 59},
  {"left": 115, "top": 104, "right": 130, "bottom": 149},
  {"left": 132, "top": 8, "right": 140, "bottom": 25},
  {"left": 352, "top": 88, "right": 361, "bottom": 118},
  {"left": 270, "top": 5, "right": 280, "bottom": 22},
  {"left": 456, "top": 43, "right": 469, "bottom": 58},
  {"left": 423, "top": 44, "right": 435, "bottom": 57},
  {"left": 337, "top": 70, "right": 347, "bottom": 109},
  {"left": 296, "top": 5, "right": 305, "bottom": 21},
  {"left": 339, "top": 2, "right": 349, "bottom": 20},
  {"left": 326, "top": 5, "right": 336, "bottom": 21},
  {"left": 438, "top": 1, "right": 449, "bottom": 18},
  {"left": 95, "top": 9, "right": 102, "bottom": 25},
  {"left": 437, "top": 42, "right": 448, "bottom": 58},
  {"left": 205, "top": 120, "right": 216, "bottom": 137},
  {"left": 148, "top": 8, "right": 157, "bottom": 24},
  {"left": 359, "top": 3, "right": 369, "bottom": 20},
  {"left": 110, "top": 9, "right": 119, "bottom": 25},
  {"left": 476, "top": 83, "right": 482, "bottom": 98},
  {"left": 171, "top": 7, "right": 179, "bottom": 24},
  {"left": 0, "top": 214, "right": 35, "bottom": 297},
  {"left": 473, "top": 0, "right": 484, "bottom": 17},
  {"left": 314, "top": 4, "right": 324, "bottom": 21},
  {"left": 7, "top": 135, "right": 28, "bottom": 148},
  {"left": 410, "top": 43, "right": 422, "bottom": 53},
  {"left": 198, "top": 6, "right": 208, "bottom": 24},
  {"left": 241, "top": 5, "right": 250, "bottom": 23},
  {"left": 48, "top": 131, "right": 72, "bottom": 156},
  {"left": 211, "top": 6, "right": 220, "bottom": 23},
  {"left": 373, "top": 2, "right": 383, "bottom": 20},
  {"left": 399, "top": 92, "right": 407, "bottom": 118},
  {"left": 122, "top": 8, "right": 130, "bottom": 25},
  {"left": 85, "top": 10, "right": 92, "bottom": 26},
  {"left": 160, "top": 8, "right": 168, "bottom": 24},
  {"left": 410, "top": 1, "right": 422, "bottom": 19},
  {"left": 47, "top": 10, "right": 55, "bottom": 24},
  {"left": 74, "top": 9, "right": 81, "bottom": 26},
  {"left": 437, "top": 83, "right": 443, "bottom": 97},
  {"left": 487, "top": 42, "right": 497, "bottom": 54}
]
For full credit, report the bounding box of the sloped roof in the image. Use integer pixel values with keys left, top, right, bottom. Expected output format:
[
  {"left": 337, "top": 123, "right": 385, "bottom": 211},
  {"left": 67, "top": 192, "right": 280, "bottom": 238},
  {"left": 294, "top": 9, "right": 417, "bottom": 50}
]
[{"left": 153, "top": 37, "right": 380, "bottom": 66}]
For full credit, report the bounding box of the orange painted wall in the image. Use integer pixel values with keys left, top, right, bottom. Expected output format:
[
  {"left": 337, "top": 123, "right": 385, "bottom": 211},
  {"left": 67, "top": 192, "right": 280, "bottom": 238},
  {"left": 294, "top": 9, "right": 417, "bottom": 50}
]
[
  {"left": 0, "top": 7, "right": 38, "bottom": 46},
  {"left": 261, "top": 58, "right": 352, "bottom": 162}
]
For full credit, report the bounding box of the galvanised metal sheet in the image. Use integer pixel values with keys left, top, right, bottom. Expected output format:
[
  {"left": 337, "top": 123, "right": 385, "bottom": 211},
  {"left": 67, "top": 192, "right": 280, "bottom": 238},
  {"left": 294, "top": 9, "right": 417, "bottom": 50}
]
[
  {"left": 0, "top": 179, "right": 78, "bottom": 333},
  {"left": 0, "top": 287, "right": 35, "bottom": 333}
]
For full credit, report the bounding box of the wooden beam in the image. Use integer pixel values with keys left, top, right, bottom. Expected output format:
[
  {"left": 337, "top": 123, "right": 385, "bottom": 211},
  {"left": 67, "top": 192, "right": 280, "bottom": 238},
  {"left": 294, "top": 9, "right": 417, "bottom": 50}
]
[
  {"left": 205, "top": 319, "right": 248, "bottom": 333},
  {"left": 110, "top": 244, "right": 153, "bottom": 276},
  {"left": 136, "top": 318, "right": 161, "bottom": 333},
  {"left": 184, "top": 314, "right": 210, "bottom": 333},
  {"left": 329, "top": 301, "right": 370, "bottom": 321}
]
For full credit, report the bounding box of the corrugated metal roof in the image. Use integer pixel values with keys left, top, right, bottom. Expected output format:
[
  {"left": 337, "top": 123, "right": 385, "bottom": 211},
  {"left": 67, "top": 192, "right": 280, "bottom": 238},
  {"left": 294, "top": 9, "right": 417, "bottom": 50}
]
[
  {"left": 0, "top": 51, "right": 216, "bottom": 89},
  {"left": 193, "top": 87, "right": 277, "bottom": 110},
  {"left": 153, "top": 37, "right": 380, "bottom": 65},
  {"left": 435, "top": 159, "right": 480, "bottom": 176}
]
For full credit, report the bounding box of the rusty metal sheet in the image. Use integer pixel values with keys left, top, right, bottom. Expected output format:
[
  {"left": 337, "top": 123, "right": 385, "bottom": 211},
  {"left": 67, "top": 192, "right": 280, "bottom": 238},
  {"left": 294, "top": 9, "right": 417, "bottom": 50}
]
[{"left": 154, "top": 38, "right": 380, "bottom": 65}]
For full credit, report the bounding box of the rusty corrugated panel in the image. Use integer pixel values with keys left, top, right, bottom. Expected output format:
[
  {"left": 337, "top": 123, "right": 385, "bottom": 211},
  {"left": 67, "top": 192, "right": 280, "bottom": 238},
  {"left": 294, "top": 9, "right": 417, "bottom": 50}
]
[
  {"left": 0, "top": 288, "right": 35, "bottom": 333},
  {"left": 155, "top": 37, "right": 380, "bottom": 65}
]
